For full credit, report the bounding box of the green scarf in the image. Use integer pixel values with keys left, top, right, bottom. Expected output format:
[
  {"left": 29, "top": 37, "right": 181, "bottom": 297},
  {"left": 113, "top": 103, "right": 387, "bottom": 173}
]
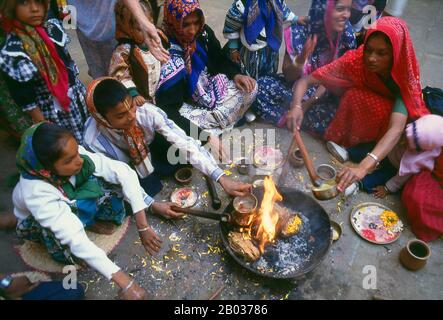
[{"left": 17, "top": 123, "right": 104, "bottom": 200}]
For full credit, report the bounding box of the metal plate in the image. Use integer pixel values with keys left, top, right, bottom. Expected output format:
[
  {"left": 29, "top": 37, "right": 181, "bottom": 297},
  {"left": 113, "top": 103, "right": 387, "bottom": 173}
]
[
  {"left": 171, "top": 188, "right": 198, "bottom": 208},
  {"left": 350, "top": 202, "right": 404, "bottom": 245}
]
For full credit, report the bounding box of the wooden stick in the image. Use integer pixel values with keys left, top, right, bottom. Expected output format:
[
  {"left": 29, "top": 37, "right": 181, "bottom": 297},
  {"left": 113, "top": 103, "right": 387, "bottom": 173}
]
[
  {"left": 277, "top": 137, "right": 299, "bottom": 187},
  {"left": 208, "top": 285, "right": 226, "bottom": 300},
  {"left": 293, "top": 130, "right": 322, "bottom": 187}
]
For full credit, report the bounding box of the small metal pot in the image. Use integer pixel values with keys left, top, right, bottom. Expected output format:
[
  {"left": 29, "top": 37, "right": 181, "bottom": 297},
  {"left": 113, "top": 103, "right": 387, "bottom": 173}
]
[
  {"left": 236, "top": 158, "right": 250, "bottom": 175},
  {"left": 232, "top": 194, "right": 258, "bottom": 227},
  {"left": 311, "top": 164, "right": 338, "bottom": 201}
]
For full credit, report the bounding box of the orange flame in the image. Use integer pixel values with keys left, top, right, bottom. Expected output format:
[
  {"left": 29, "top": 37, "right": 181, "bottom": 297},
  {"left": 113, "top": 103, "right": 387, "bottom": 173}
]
[{"left": 254, "top": 176, "right": 282, "bottom": 253}]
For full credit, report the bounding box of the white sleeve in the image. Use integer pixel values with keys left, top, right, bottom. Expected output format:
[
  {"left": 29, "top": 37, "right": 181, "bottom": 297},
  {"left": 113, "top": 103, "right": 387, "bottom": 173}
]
[
  {"left": 79, "top": 146, "right": 148, "bottom": 213},
  {"left": 23, "top": 182, "right": 120, "bottom": 280},
  {"left": 139, "top": 105, "right": 224, "bottom": 181}
]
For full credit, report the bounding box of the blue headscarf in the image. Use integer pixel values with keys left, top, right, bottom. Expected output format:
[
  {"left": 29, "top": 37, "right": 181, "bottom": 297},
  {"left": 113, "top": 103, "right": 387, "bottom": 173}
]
[
  {"left": 243, "top": 0, "right": 285, "bottom": 52},
  {"left": 284, "top": 0, "right": 356, "bottom": 74},
  {"left": 159, "top": 0, "right": 208, "bottom": 96}
]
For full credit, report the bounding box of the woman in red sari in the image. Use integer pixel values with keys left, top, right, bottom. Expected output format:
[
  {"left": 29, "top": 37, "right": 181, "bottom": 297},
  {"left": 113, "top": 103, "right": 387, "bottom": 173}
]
[{"left": 287, "top": 17, "right": 429, "bottom": 192}]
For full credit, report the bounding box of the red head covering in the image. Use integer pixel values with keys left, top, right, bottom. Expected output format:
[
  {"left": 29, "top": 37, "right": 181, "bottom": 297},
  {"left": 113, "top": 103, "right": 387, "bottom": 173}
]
[
  {"left": 1, "top": 6, "right": 71, "bottom": 111},
  {"left": 313, "top": 17, "right": 429, "bottom": 120}
]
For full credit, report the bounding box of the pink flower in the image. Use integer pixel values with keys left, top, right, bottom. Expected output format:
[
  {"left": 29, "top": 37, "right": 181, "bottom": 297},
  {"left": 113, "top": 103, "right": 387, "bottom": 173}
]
[{"left": 362, "top": 229, "right": 376, "bottom": 242}]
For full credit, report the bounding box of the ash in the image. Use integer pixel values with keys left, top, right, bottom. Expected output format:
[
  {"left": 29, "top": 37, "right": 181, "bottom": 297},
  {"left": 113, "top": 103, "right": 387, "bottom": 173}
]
[{"left": 249, "top": 214, "right": 313, "bottom": 276}]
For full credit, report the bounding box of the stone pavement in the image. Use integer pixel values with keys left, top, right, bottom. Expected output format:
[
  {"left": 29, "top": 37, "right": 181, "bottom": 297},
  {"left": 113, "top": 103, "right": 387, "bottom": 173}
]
[{"left": 0, "top": 0, "right": 442, "bottom": 300}]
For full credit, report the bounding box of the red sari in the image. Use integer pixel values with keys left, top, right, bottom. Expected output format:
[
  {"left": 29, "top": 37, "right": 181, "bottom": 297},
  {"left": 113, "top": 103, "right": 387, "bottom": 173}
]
[
  {"left": 312, "top": 17, "right": 429, "bottom": 148},
  {"left": 402, "top": 151, "right": 443, "bottom": 242}
]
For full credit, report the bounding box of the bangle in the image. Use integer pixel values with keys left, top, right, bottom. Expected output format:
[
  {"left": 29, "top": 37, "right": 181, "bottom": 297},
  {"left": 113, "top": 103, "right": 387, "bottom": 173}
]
[
  {"left": 367, "top": 152, "right": 380, "bottom": 167},
  {"left": 383, "top": 186, "right": 390, "bottom": 194},
  {"left": 121, "top": 279, "right": 135, "bottom": 294},
  {"left": 137, "top": 226, "right": 149, "bottom": 233},
  {"left": 293, "top": 104, "right": 303, "bottom": 111}
]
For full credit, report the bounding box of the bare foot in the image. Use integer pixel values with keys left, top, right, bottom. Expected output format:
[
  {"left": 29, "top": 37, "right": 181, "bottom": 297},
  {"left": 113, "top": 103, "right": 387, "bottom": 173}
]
[
  {"left": 86, "top": 221, "right": 117, "bottom": 235},
  {"left": 208, "top": 135, "right": 230, "bottom": 164},
  {"left": 0, "top": 213, "right": 17, "bottom": 230}
]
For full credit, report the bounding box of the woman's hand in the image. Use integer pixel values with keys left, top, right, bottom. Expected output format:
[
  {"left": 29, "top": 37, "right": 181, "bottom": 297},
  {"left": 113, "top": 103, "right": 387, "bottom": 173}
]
[
  {"left": 123, "top": 0, "right": 169, "bottom": 63},
  {"left": 337, "top": 166, "right": 368, "bottom": 192},
  {"left": 286, "top": 105, "right": 304, "bottom": 132},
  {"left": 133, "top": 95, "right": 146, "bottom": 107},
  {"left": 373, "top": 186, "right": 389, "bottom": 198},
  {"left": 141, "top": 23, "right": 170, "bottom": 63},
  {"left": 219, "top": 176, "right": 252, "bottom": 197},
  {"left": 138, "top": 226, "right": 162, "bottom": 255},
  {"left": 234, "top": 75, "right": 256, "bottom": 93},
  {"left": 151, "top": 201, "right": 184, "bottom": 219},
  {"left": 230, "top": 49, "right": 241, "bottom": 63}
]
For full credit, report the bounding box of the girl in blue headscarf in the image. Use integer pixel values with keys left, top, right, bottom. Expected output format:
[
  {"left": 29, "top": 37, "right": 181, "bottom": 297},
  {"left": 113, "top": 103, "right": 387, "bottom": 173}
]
[
  {"left": 251, "top": 0, "right": 356, "bottom": 137},
  {"left": 223, "top": 0, "right": 308, "bottom": 79}
]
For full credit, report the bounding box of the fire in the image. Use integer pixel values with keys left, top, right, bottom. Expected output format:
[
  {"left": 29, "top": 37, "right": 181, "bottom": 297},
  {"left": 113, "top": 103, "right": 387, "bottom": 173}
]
[{"left": 254, "top": 176, "right": 282, "bottom": 253}]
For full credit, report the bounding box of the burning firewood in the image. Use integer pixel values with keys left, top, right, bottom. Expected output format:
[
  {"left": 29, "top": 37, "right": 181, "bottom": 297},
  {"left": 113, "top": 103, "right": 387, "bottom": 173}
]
[
  {"left": 228, "top": 176, "right": 303, "bottom": 260},
  {"left": 274, "top": 203, "right": 302, "bottom": 238},
  {"left": 228, "top": 231, "right": 261, "bottom": 262}
]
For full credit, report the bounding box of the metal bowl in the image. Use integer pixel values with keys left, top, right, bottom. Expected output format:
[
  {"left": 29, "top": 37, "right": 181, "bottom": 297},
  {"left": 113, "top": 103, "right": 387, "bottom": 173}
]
[
  {"left": 316, "top": 164, "right": 337, "bottom": 181},
  {"left": 312, "top": 164, "right": 338, "bottom": 201},
  {"left": 235, "top": 158, "right": 250, "bottom": 175},
  {"left": 330, "top": 220, "right": 342, "bottom": 242},
  {"left": 233, "top": 194, "right": 258, "bottom": 214}
]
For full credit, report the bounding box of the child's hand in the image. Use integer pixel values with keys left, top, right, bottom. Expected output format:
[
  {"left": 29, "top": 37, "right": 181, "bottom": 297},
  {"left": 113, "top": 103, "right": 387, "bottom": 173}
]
[
  {"left": 297, "top": 16, "right": 309, "bottom": 25},
  {"left": 133, "top": 95, "right": 146, "bottom": 107},
  {"left": 230, "top": 49, "right": 241, "bottom": 64},
  {"left": 118, "top": 281, "right": 147, "bottom": 300},
  {"left": 373, "top": 186, "right": 389, "bottom": 198},
  {"left": 138, "top": 226, "right": 162, "bottom": 255},
  {"left": 151, "top": 201, "right": 184, "bottom": 219},
  {"left": 219, "top": 176, "right": 252, "bottom": 197}
]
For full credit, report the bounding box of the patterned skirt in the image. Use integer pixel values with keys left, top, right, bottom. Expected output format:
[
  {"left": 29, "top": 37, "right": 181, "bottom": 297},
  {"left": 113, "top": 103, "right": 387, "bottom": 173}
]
[
  {"left": 179, "top": 80, "right": 257, "bottom": 136},
  {"left": 252, "top": 74, "right": 340, "bottom": 137},
  {"left": 16, "top": 178, "right": 128, "bottom": 265}
]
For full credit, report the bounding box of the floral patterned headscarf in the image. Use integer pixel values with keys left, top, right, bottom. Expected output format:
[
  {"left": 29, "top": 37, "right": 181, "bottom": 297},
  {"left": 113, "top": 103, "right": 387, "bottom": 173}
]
[{"left": 163, "top": 0, "right": 205, "bottom": 73}]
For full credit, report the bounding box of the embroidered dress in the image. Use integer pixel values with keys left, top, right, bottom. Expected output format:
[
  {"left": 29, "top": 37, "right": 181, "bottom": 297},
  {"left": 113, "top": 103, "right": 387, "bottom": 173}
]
[
  {"left": 109, "top": 0, "right": 162, "bottom": 102},
  {"left": 158, "top": 0, "right": 257, "bottom": 136},
  {"left": 223, "top": 0, "right": 297, "bottom": 79},
  {"left": 0, "top": 19, "right": 88, "bottom": 144}
]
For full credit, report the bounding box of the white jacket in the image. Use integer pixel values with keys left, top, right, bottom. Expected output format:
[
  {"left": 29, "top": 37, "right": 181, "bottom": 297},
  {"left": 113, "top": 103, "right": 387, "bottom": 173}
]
[{"left": 13, "top": 146, "right": 149, "bottom": 280}]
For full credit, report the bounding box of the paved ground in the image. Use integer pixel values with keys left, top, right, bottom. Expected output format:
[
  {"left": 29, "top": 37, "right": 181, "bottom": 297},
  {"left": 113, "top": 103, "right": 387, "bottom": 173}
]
[{"left": 0, "top": 0, "right": 442, "bottom": 300}]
